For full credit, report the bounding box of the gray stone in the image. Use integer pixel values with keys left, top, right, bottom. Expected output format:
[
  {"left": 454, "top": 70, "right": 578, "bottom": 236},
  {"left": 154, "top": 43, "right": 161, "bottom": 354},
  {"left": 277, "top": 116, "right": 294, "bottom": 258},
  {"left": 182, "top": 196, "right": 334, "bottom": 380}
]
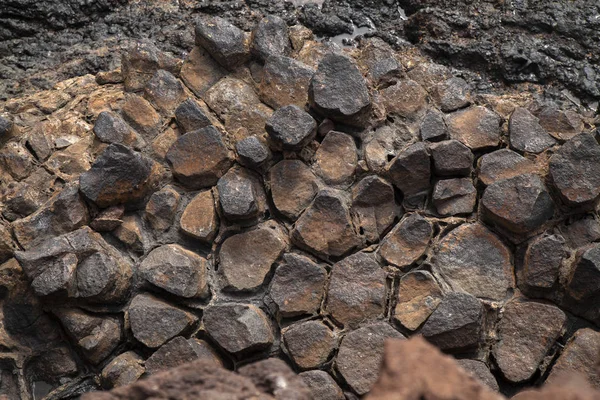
[
  {"left": 432, "top": 178, "right": 477, "bottom": 216},
  {"left": 509, "top": 107, "right": 556, "bottom": 154},
  {"left": 430, "top": 139, "right": 473, "bottom": 176},
  {"left": 351, "top": 175, "right": 399, "bottom": 243},
  {"left": 379, "top": 213, "right": 433, "bottom": 270},
  {"left": 562, "top": 243, "right": 600, "bottom": 325},
  {"left": 175, "top": 98, "right": 211, "bottom": 133},
  {"left": 217, "top": 167, "right": 265, "bottom": 222},
  {"left": 145, "top": 337, "right": 222, "bottom": 375},
  {"left": 516, "top": 234, "right": 565, "bottom": 297},
  {"left": 420, "top": 110, "right": 447, "bottom": 141},
  {"left": 386, "top": 142, "right": 431, "bottom": 204},
  {"left": 456, "top": 360, "right": 499, "bottom": 391},
  {"left": 283, "top": 320, "right": 336, "bottom": 370},
  {"left": 144, "top": 185, "right": 180, "bottom": 232},
  {"left": 144, "top": 69, "right": 185, "bottom": 114},
  {"left": 195, "top": 16, "right": 250, "bottom": 70},
  {"left": 547, "top": 328, "right": 600, "bottom": 389},
  {"left": 265, "top": 105, "right": 317, "bottom": 150},
  {"left": 90, "top": 205, "right": 124, "bottom": 232},
  {"left": 432, "top": 77, "right": 470, "bottom": 112},
  {"left": 299, "top": 370, "right": 344, "bottom": 400},
  {"left": 236, "top": 136, "right": 271, "bottom": 171},
  {"left": 259, "top": 55, "right": 314, "bottom": 109},
  {"left": 252, "top": 15, "right": 291, "bottom": 61},
  {"left": 121, "top": 39, "right": 181, "bottom": 92},
  {"left": 93, "top": 111, "right": 144, "bottom": 149}
]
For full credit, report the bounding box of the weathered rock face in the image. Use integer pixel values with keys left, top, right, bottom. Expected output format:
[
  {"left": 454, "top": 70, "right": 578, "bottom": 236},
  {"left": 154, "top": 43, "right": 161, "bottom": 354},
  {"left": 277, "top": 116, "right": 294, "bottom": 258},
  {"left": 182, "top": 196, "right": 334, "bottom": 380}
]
[
  {"left": 282, "top": 320, "right": 336, "bottom": 370},
  {"left": 269, "top": 160, "right": 318, "bottom": 220},
  {"left": 478, "top": 149, "right": 537, "bottom": 186},
  {"left": 265, "top": 105, "right": 317, "bottom": 151},
  {"left": 394, "top": 271, "right": 442, "bottom": 331},
  {"left": 195, "top": 16, "right": 250, "bottom": 70},
  {"left": 379, "top": 213, "right": 433, "bottom": 270},
  {"left": 446, "top": 106, "right": 501, "bottom": 150},
  {"left": 260, "top": 56, "right": 314, "bottom": 109},
  {"left": 179, "top": 190, "right": 219, "bottom": 243},
  {"left": 547, "top": 328, "right": 600, "bottom": 389},
  {"left": 509, "top": 107, "right": 556, "bottom": 154},
  {"left": 386, "top": 142, "right": 431, "bottom": 205},
  {"left": 561, "top": 244, "right": 600, "bottom": 324}
]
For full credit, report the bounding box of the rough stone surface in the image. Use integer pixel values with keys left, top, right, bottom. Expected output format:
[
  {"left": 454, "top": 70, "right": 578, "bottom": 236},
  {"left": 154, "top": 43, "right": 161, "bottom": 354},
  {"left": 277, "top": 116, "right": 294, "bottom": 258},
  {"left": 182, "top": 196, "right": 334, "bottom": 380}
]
[
  {"left": 140, "top": 244, "right": 208, "bottom": 299},
  {"left": 379, "top": 213, "right": 433, "bottom": 270},
  {"left": 326, "top": 252, "right": 386, "bottom": 328},
  {"left": 217, "top": 167, "right": 265, "bottom": 222},
  {"left": 145, "top": 337, "right": 221, "bottom": 375},
  {"left": 336, "top": 322, "right": 405, "bottom": 395},
  {"left": 493, "top": 300, "right": 566, "bottom": 383},
  {"left": 456, "top": 359, "right": 499, "bottom": 392},
  {"left": 432, "top": 77, "right": 470, "bottom": 112},
  {"left": 380, "top": 79, "right": 427, "bottom": 119},
  {"left": 516, "top": 235, "right": 565, "bottom": 297},
  {"left": 180, "top": 46, "right": 226, "bottom": 99},
  {"left": 100, "top": 352, "right": 145, "bottom": 389},
  {"left": 237, "top": 358, "right": 312, "bottom": 399},
  {"left": 219, "top": 221, "right": 287, "bottom": 292},
  {"left": 387, "top": 142, "right": 431, "bottom": 205},
  {"left": 121, "top": 94, "right": 162, "bottom": 138},
  {"left": 394, "top": 271, "right": 443, "bottom": 331},
  {"left": 421, "top": 292, "right": 484, "bottom": 352},
  {"left": 195, "top": 16, "right": 250, "bottom": 70},
  {"left": 260, "top": 56, "right": 314, "bottom": 109},
  {"left": 315, "top": 131, "right": 357, "bottom": 185},
  {"left": 430, "top": 139, "right": 473, "bottom": 176},
  {"left": 351, "top": 175, "right": 399, "bottom": 243},
  {"left": 283, "top": 320, "right": 336, "bottom": 370},
  {"left": 265, "top": 105, "right": 317, "bottom": 151},
  {"left": 175, "top": 98, "right": 211, "bottom": 133},
  {"left": 166, "top": 126, "right": 233, "bottom": 189},
  {"left": 547, "top": 328, "right": 600, "bottom": 389},
  {"left": 299, "top": 370, "right": 345, "bottom": 400},
  {"left": 252, "top": 15, "right": 291, "bottom": 62},
  {"left": 478, "top": 149, "right": 537, "bottom": 186},
  {"left": 434, "top": 223, "right": 513, "bottom": 300},
  {"left": 446, "top": 106, "right": 501, "bottom": 150},
  {"left": 549, "top": 133, "right": 600, "bottom": 207},
  {"left": 482, "top": 174, "right": 554, "bottom": 234},
  {"left": 269, "top": 160, "right": 318, "bottom": 220},
  {"left": 509, "top": 107, "right": 556, "bottom": 154},
  {"left": 93, "top": 111, "right": 143, "bottom": 149},
  {"left": 203, "top": 303, "right": 273, "bottom": 356},
  {"left": 420, "top": 110, "right": 448, "bottom": 141},
  {"left": 309, "top": 53, "right": 371, "bottom": 127},
  {"left": 144, "top": 185, "right": 180, "bottom": 232},
  {"left": 144, "top": 70, "right": 185, "bottom": 114},
  {"left": 128, "top": 294, "right": 197, "bottom": 348},
  {"left": 179, "top": 190, "right": 218, "bottom": 243},
  {"left": 562, "top": 244, "right": 600, "bottom": 324},
  {"left": 269, "top": 253, "right": 326, "bottom": 318},
  {"left": 433, "top": 178, "right": 477, "bottom": 216},
  {"left": 235, "top": 136, "right": 271, "bottom": 171}
]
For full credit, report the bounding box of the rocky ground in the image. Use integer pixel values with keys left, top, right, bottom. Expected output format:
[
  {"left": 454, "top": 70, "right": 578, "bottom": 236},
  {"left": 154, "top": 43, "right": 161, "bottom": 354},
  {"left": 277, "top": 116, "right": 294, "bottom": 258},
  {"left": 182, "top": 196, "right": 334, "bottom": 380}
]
[{"left": 1, "top": 4, "right": 600, "bottom": 400}]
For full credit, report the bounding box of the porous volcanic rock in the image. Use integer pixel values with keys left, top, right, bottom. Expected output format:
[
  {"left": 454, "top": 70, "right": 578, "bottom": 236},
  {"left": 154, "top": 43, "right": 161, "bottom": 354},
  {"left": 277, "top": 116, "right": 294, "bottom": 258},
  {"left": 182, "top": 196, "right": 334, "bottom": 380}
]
[{"left": 265, "top": 105, "right": 317, "bottom": 151}]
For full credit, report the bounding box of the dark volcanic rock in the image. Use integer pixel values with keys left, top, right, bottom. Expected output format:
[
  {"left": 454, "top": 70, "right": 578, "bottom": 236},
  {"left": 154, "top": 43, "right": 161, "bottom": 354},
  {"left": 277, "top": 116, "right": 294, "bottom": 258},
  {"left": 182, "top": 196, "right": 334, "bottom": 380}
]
[
  {"left": 420, "top": 110, "right": 448, "bottom": 141},
  {"left": 128, "top": 293, "right": 197, "bottom": 348},
  {"left": 265, "top": 105, "right": 317, "bottom": 151},
  {"left": 431, "top": 77, "right": 470, "bottom": 112},
  {"left": 175, "top": 98, "right": 211, "bottom": 133},
  {"left": 421, "top": 292, "right": 484, "bottom": 352},
  {"left": 282, "top": 320, "right": 336, "bottom": 370},
  {"left": 315, "top": 131, "right": 357, "bottom": 185},
  {"left": 100, "top": 351, "right": 145, "bottom": 389},
  {"left": 481, "top": 173, "right": 554, "bottom": 234},
  {"left": 166, "top": 126, "right": 233, "bottom": 189},
  {"left": 144, "top": 185, "right": 180, "bottom": 232},
  {"left": 260, "top": 56, "right": 314, "bottom": 109},
  {"left": 236, "top": 136, "right": 271, "bottom": 171},
  {"left": 562, "top": 244, "right": 600, "bottom": 324},
  {"left": 517, "top": 234, "right": 565, "bottom": 297},
  {"left": 269, "top": 253, "right": 326, "bottom": 318},
  {"left": 90, "top": 205, "right": 124, "bottom": 232},
  {"left": 379, "top": 213, "right": 433, "bottom": 270},
  {"left": 394, "top": 270, "right": 442, "bottom": 331},
  {"left": 143, "top": 69, "right": 185, "bottom": 114},
  {"left": 432, "top": 178, "right": 477, "bottom": 216},
  {"left": 493, "top": 300, "right": 566, "bottom": 383},
  {"left": 351, "top": 175, "right": 399, "bottom": 243},
  {"left": 299, "top": 370, "right": 345, "bottom": 400},
  {"left": 309, "top": 53, "right": 371, "bottom": 127},
  {"left": 547, "top": 328, "right": 600, "bottom": 389},
  {"left": 430, "top": 139, "right": 473, "bottom": 176},
  {"left": 549, "top": 133, "right": 600, "bottom": 207},
  {"left": 478, "top": 148, "right": 537, "bottom": 186},
  {"left": 434, "top": 223, "right": 513, "bottom": 300},
  {"left": 217, "top": 167, "right": 265, "bottom": 222},
  {"left": 326, "top": 252, "right": 386, "bottom": 328},
  {"left": 380, "top": 79, "right": 427, "bottom": 119},
  {"left": 456, "top": 360, "right": 499, "bottom": 392},
  {"left": 386, "top": 142, "right": 431, "bottom": 204},
  {"left": 195, "top": 16, "right": 250, "bottom": 70},
  {"left": 269, "top": 160, "right": 319, "bottom": 220},
  {"left": 252, "top": 15, "right": 291, "bottom": 62},
  {"left": 121, "top": 40, "right": 180, "bottom": 92},
  {"left": 93, "top": 111, "right": 143, "bottom": 150},
  {"left": 79, "top": 144, "right": 156, "bottom": 208},
  {"left": 0, "top": 116, "right": 13, "bottom": 140},
  {"left": 145, "top": 337, "right": 222, "bottom": 375},
  {"left": 203, "top": 303, "right": 273, "bottom": 356},
  {"left": 446, "top": 106, "right": 501, "bottom": 150},
  {"left": 509, "top": 107, "right": 556, "bottom": 154},
  {"left": 336, "top": 322, "right": 405, "bottom": 395}
]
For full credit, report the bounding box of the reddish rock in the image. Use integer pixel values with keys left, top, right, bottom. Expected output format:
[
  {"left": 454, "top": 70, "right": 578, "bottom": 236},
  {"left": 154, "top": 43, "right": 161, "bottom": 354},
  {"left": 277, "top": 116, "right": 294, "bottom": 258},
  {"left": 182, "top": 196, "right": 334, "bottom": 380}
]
[
  {"left": 326, "top": 252, "right": 386, "bottom": 328},
  {"left": 493, "top": 300, "right": 566, "bottom": 383},
  {"left": 315, "top": 131, "right": 357, "bottom": 185},
  {"left": 283, "top": 320, "right": 336, "bottom": 370},
  {"left": 434, "top": 223, "right": 513, "bottom": 300},
  {"left": 446, "top": 106, "right": 501, "bottom": 150},
  {"left": 121, "top": 94, "right": 162, "bottom": 138},
  {"left": 179, "top": 190, "right": 219, "bottom": 243},
  {"left": 394, "top": 270, "right": 443, "bottom": 331},
  {"left": 179, "top": 46, "right": 226, "bottom": 98},
  {"left": 513, "top": 372, "right": 600, "bottom": 400},
  {"left": 379, "top": 213, "right": 433, "bottom": 270},
  {"left": 478, "top": 149, "right": 537, "bottom": 186},
  {"left": 113, "top": 215, "right": 147, "bottom": 253},
  {"left": 100, "top": 351, "right": 145, "bottom": 389},
  {"left": 380, "top": 79, "right": 427, "bottom": 119},
  {"left": 269, "top": 160, "right": 319, "bottom": 220},
  {"left": 259, "top": 56, "right": 314, "bottom": 109},
  {"left": 536, "top": 106, "right": 584, "bottom": 141}
]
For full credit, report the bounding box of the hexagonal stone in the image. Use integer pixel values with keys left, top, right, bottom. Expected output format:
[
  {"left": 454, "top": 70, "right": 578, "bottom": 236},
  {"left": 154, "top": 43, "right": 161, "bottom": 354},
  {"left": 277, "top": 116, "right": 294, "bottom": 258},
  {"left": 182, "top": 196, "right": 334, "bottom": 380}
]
[
  {"left": 336, "top": 322, "right": 404, "bottom": 395},
  {"left": 269, "top": 253, "right": 326, "bottom": 318},
  {"left": 100, "top": 351, "right": 145, "bottom": 389},
  {"left": 292, "top": 189, "right": 362, "bottom": 259},
  {"left": 166, "top": 126, "right": 234, "bottom": 189},
  {"left": 175, "top": 98, "right": 211, "bottom": 133},
  {"left": 309, "top": 53, "right": 371, "bottom": 127},
  {"left": 478, "top": 148, "right": 537, "bottom": 186},
  {"left": 315, "top": 131, "right": 357, "bottom": 185},
  {"left": 560, "top": 216, "right": 600, "bottom": 249},
  {"left": 481, "top": 174, "right": 554, "bottom": 234},
  {"left": 121, "top": 94, "right": 162, "bottom": 138},
  {"left": 562, "top": 243, "right": 600, "bottom": 325},
  {"left": 283, "top": 320, "right": 336, "bottom": 370},
  {"left": 217, "top": 166, "right": 266, "bottom": 222},
  {"left": 379, "top": 213, "right": 433, "bottom": 270},
  {"left": 431, "top": 77, "right": 470, "bottom": 112},
  {"left": 549, "top": 133, "right": 600, "bottom": 207},
  {"left": 456, "top": 360, "right": 499, "bottom": 391},
  {"left": 386, "top": 142, "right": 431, "bottom": 204},
  {"left": 265, "top": 105, "right": 317, "bottom": 151},
  {"left": 536, "top": 106, "right": 583, "bottom": 141},
  {"left": 121, "top": 39, "right": 180, "bottom": 92},
  {"left": 145, "top": 337, "right": 222, "bottom": 375},
  {"left": 235, "top": 136, "right": 271, "bottom": 171},
  {"left": 144, "top": 185, "right": 180, "bottom": 232},
  {"left": 516, "top": 234, "right": 565, "bottom": 297},
  {"left": 80, "top": 144, "right": 157, "bottom": 208},
  {"left": 434, "top": 223, "right": 513, "bottom": 300},
  {"left": 128, "top": 293, "right": 197, "bottom": 348},
  {"left": 394, "top": 271, "right": 442, "bottom": 331},
  {"left": 195, "top": 16, "right": 250, "bottom": 70},
  {"left": 420, "top": 110, "right": 448, "bottom": 141},
  {"left": 351, "top": 176, "right": 399, "bottom": 243},
  {"left": 326, "top": 252, "right": 386, "bottom": 328},
  {"left": 380, "top": 79, "right": 427, "bottom": 119},
  {"left": 493, "top": 300, "right": 566, "bottom": 383},
  {"left": 299, "top": 370, "right": 345, "bottom": 400},
  {"left": 446, "top": 106, "right": 501, "bottom": 150},
  {"left": 421, "top": 292, "right": 483, "bottom": 352},
  {"left": 269, "top": 160, "right": 318, "bottom": 220},
  {"left": 140, "top": 244, "right": 208, "bottom": 299},
  {"left": 179, "top": 190, "right": 218, "bottom": 243},
  {"left": 251, "top": 15, "right": 291, "bottom": 61},
  {"left": 259, "top": 56, "right": 314, "bottom": 109},
  {"left": 179, "top": 46, "right": 226, "bottom": 98},
  {"left": 219, "top": 221, "right": 287, "bottom": 292},
  {"left": 143, "top": 70, "right": 185, "bottom": 114},
  {"left": 509, "top": 107, "right": 556, "bottom": 154},
  {"left": 430, "top": 139, "right": 473, "bottom": 176},
  {"left": 547, "top": 328, "right": 600, "bottom": 389},
  {"left": 432, "top": 178, "right": 477, "bottom": 216},
  {"left": 93, "top": 111, "right": 144, "bottom": 149},
  {"left": 203, "top": 303, "right": 273, "bottom": 356}
]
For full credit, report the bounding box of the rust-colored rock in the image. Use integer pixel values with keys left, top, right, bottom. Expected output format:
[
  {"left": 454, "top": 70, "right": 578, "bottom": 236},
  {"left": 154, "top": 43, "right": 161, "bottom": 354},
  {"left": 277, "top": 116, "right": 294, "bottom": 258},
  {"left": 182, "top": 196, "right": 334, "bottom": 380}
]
[
  {"left": 446, "top": 106, "right": 501, "bottom": 150},
  {"left": 379, "top": 213, "right": 433, "bottom": 270},
  {"left": 394, "top": 270, "right": 443, "bottom": 331},
  {"left": 269, "top": 160, "right": 319, "bottom": 220},
  {"left": 179, "top": 190, "right": 219, "bottom": 243}
]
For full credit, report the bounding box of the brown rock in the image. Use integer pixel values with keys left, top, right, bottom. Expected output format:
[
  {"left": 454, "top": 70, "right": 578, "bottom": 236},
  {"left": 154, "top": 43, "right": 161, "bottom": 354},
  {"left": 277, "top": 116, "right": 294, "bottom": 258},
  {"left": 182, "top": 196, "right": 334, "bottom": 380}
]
[
  {"left": 219, "top": 221, "right": 288, "bottom": 292},
  {"left": 315, "top": 131, "right": 357, "bottom": 185},
  {"left": 113, "top": 215, "right": 147, "bottom": 253},
  {"left": 431, "top": 77, "right": 471, "bottom": 112},
  {"left": 478, "top": 149, "right": 537, "bottom": 186},
  {"left": 509, "top": 107, "right": 556, "bottom": 154},
  {"left": 562, "top": 244, "right": 600, "bottom": 325},
  {"left": 121, "top": 94, "right": 162, "bottom": 139},
  {"left": 336, "top": 322, "right": 405, "bottom": 395},
  {"left": 432, "top": 178, "right": 477, "bottom": 216},
  {"left": 90, "top": 205, "right": 124, "bottom": 232},
  {"left": 536, "top": 106, "right": 584, "bottom": 141},
  {"left": 143, "top": 70, "right": 185, "bottom": 114},
  {"left": 365, "top": 337, "right": 503, "bottom": 400},
  {"left": 547, "top": 328, "right": 600, "bottom": 389},
  {"left": 379, "top": 213, "right": 433, "bottom": 270},
  {"left": 166, "top": 126, "right": 234, "bottom": 189},
  {"left": 430, "top": 139, "right": 473, "bottom": 176},
  {"left": 180, "top": 46, "right": 226, "bottom": 99},
  {"left": 269, "top": 160, "right": 319, "bottom": 220},
  {"left": 265, "top": 105, "right": 317, "bottom": 151},
  {"left": 516, "top": 234, "right": 565, "bottom": 297},
  {"left": 283, "top": 320, "right": 336, "bottom": 370},
  {"left": 93, "top": 111, "right": 144, "bottom": 150},
  {"left": 326, "top": 252, "right": 386, "bottom": 328},
  {"left": 151, "top": 126, "right": 179, "bottom": 159},
  {"left": 434, "top": 223, "right": 514, "bottom": 300},
  {"left": 456, "top": 359, "right": 499, "bottom": 392},
  {"left": 145, "top": 337, "right": 222, "bottom": 375},
  {"left": 259, "top": 56, "right": 314, "bottom": 109},
  {"left": 513, "top": 372, "right": 600, "bottom": 400},
  {"left": 121, "top": 40, "right": 181, "bottom": 92},
  {"left": 238, "top": 358, "right": 312, "bottom": 400},
  {"left": 394, "top": 270, "right": 442, "bottom": 331},
  {"left": 269, "top": 253, "right": 327, "bottom": 318},
  {"left": 380, "top": 79, "right": 427, "bottom": 119},
  {"left": 144, "top": 185, "right": 180, "bottom": 232},
  {"left": 446, "top": 106, "right": 501, "bottom": 150},
  {"left": 351, "top": 175, "right": 399, "bottom": 243},
  {"left": 386, "top": 142, "right": 431, "bottom": 205},
  {"left": 100, "top": 351, "right": 145, "bottom": 389},
  {"left": 179, "top": 190, "right": 219, "bottom": 243},
  {"left": 300, "top": 370, "right": 345, "bottom": 400},
  {"left": 0, "top": 142, "right": 35, "bottom": 180},
  {"left": 292, "top": 189, "right": 362, "bottom": 259},
  {"left": 217, "top": 166, "right": 267, "bottom": 222}
]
